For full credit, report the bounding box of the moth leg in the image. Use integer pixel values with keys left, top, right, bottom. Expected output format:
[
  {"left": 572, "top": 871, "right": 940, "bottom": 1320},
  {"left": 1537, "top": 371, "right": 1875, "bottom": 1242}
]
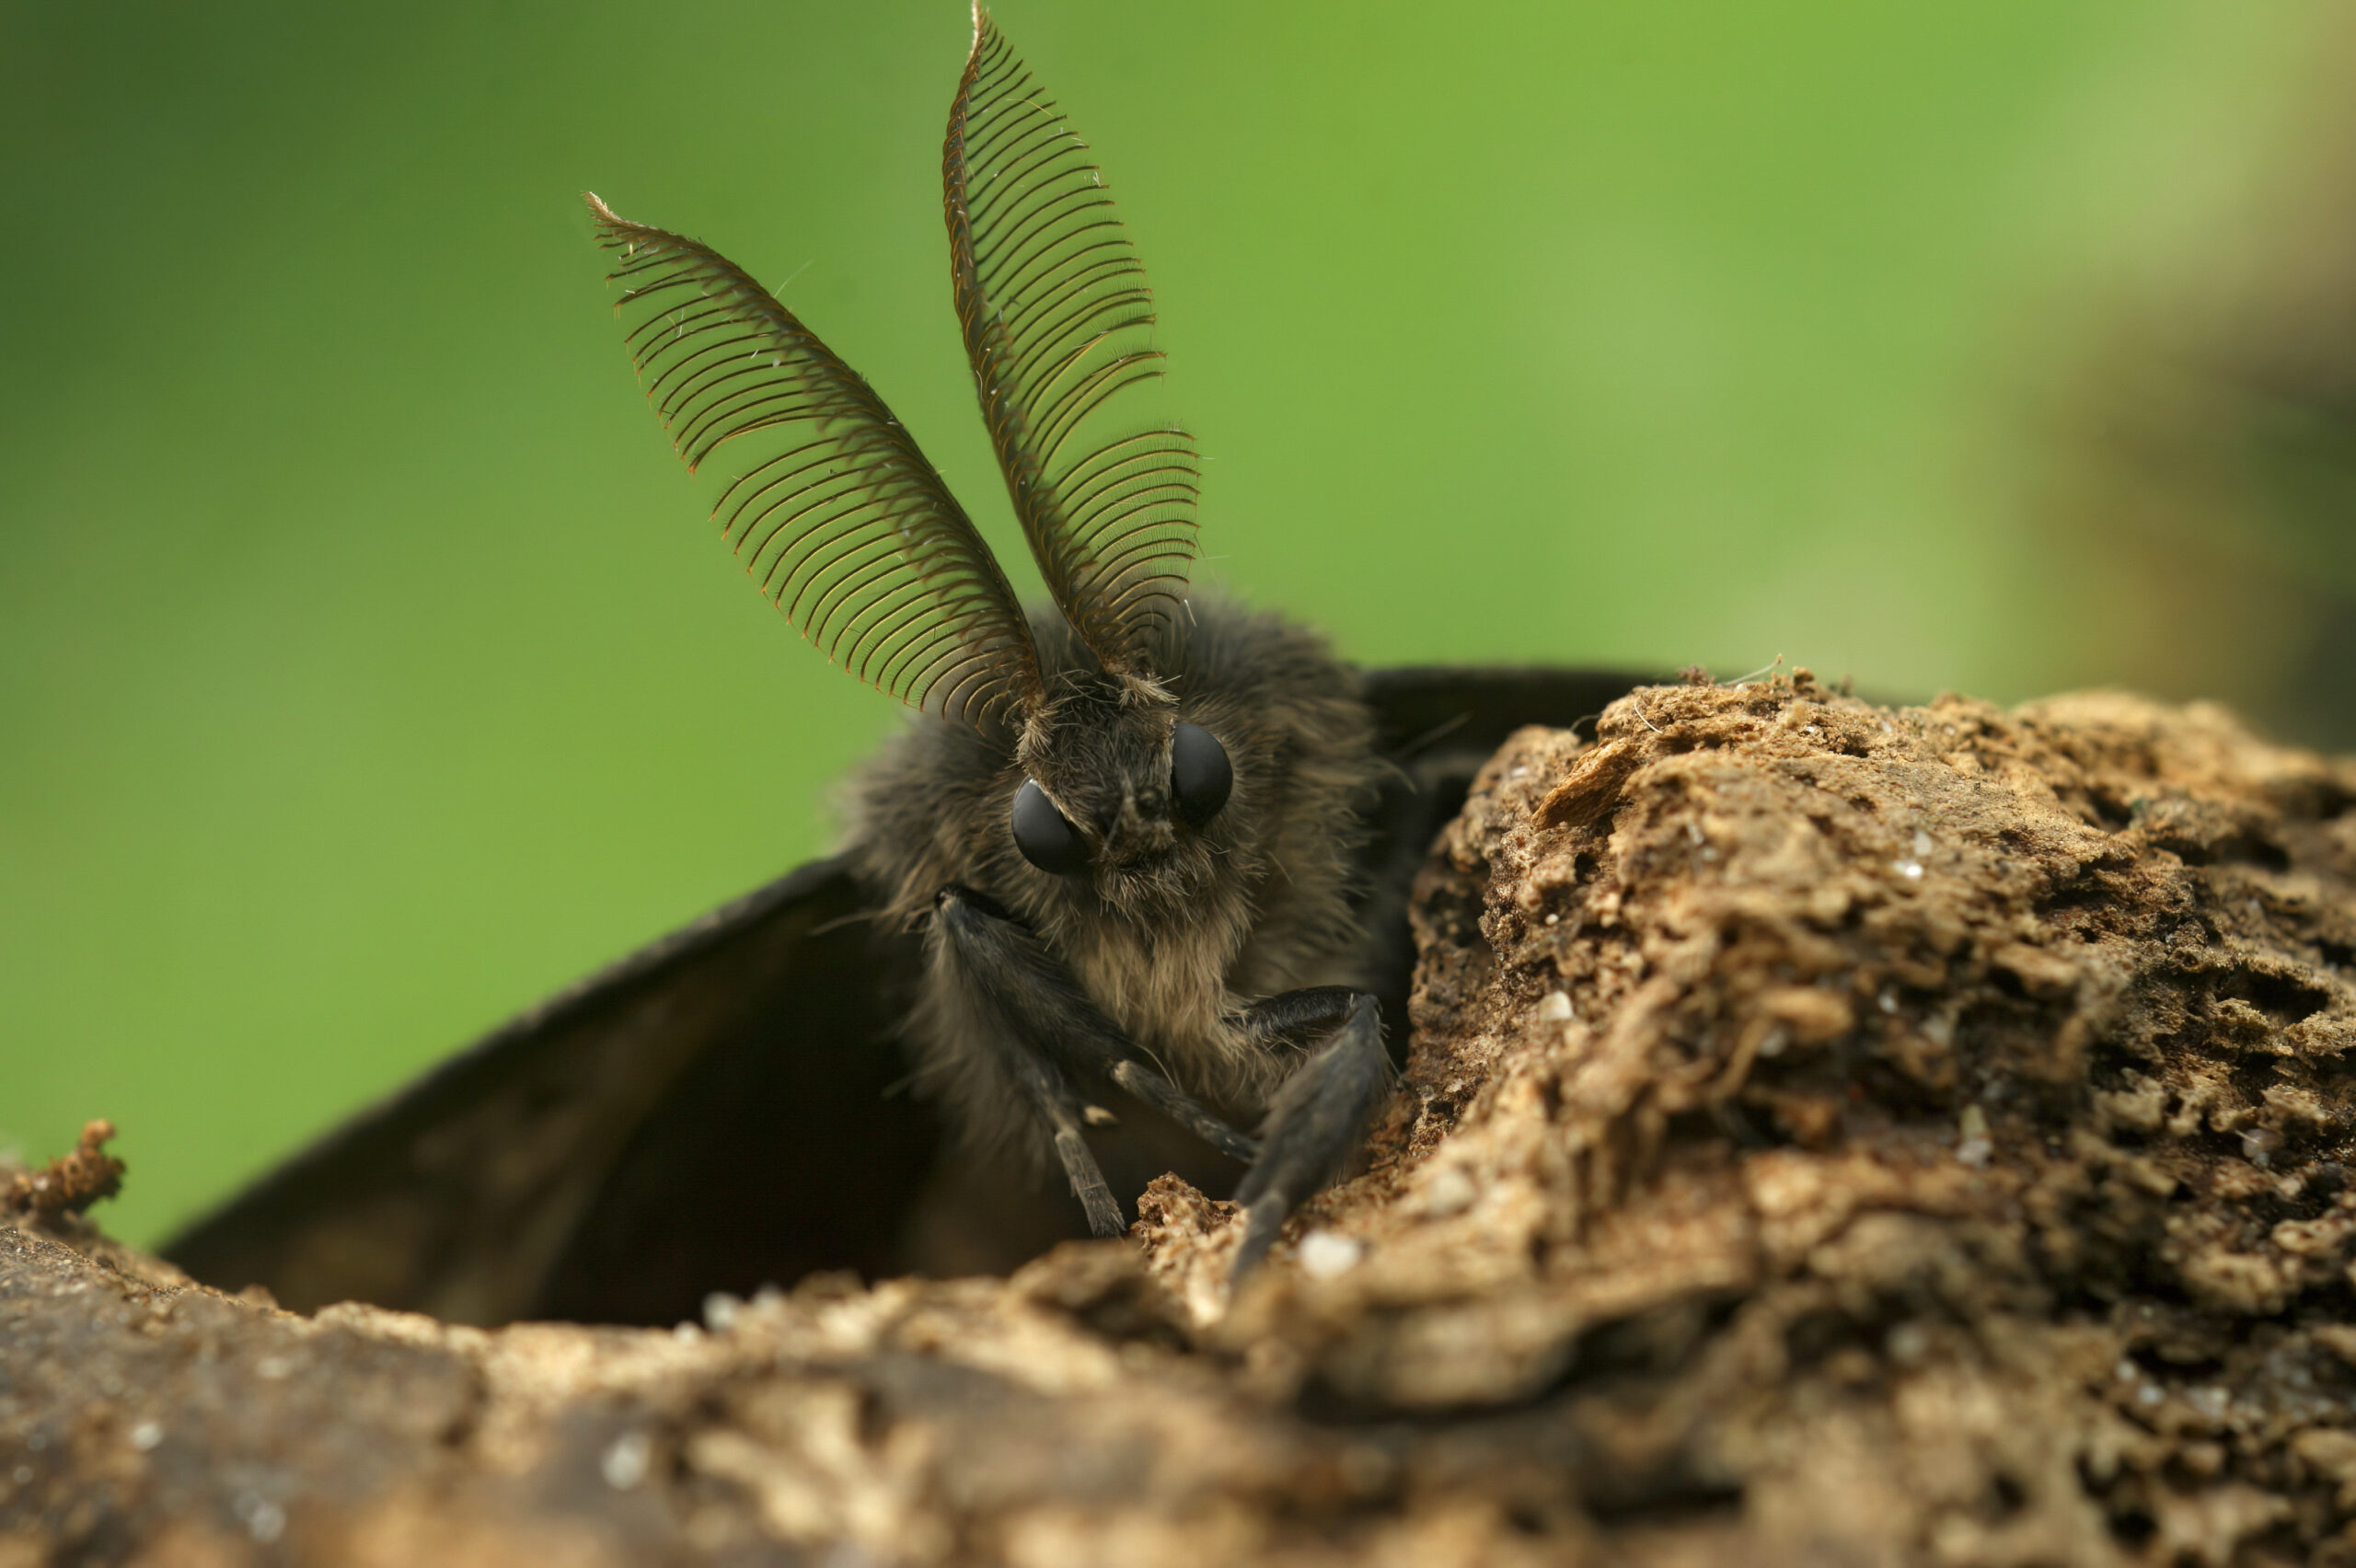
[
  {"left": 1105, "top": 1062, "right": 1259, "bottom": 1163},
  {"left": 931, "top": 888, "right": 1254, "bottom": 1236},
  {"left": 1230, "top": 990, "right": 1391, "bottom": 1283},
  {"left": 1001, "top": 1034, "right": 1126, "bottom": 1241},
  {"left": 1236, "top": 986, "right": 1365, "bottom": 1051}
]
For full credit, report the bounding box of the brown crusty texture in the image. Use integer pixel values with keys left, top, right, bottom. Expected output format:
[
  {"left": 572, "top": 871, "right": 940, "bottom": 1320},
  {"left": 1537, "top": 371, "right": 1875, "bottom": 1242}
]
[
  {"left": 4, "top": 1120, "right": 123, "bottom": 1222},
  {"left": 11, "top": 675, "right": 2356, "bottom": 1567}
]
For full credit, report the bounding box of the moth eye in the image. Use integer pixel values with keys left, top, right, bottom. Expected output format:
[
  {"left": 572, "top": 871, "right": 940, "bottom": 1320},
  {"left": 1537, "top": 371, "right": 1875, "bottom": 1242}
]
[
  {"left": 1011, "top": 778, "right": 1091, "bottom": 876},
  {"left": 1170, "top": 722, "right": 1232, "bottom": 829}
]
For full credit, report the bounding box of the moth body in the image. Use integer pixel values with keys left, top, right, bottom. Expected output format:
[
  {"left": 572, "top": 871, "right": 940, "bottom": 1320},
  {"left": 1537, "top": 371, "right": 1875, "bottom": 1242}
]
[
  {"left": 542, "top": 11, "right": 1426, "bottom": 1270},
  {"left": 165, "top": 13, "right": 1508, "bottom": 1314},
  {"left": 848, "top": 596, "right": 1382, "bottom": 1148}
]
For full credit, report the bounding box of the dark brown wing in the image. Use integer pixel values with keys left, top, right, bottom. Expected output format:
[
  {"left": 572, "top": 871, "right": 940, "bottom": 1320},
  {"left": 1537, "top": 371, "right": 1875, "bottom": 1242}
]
[
  {"left": 1360, "top": 665, "right": 1659, "bottom": 761},
  {"left": 163, "top": 858, "right": 941, "bottom": 1327}
]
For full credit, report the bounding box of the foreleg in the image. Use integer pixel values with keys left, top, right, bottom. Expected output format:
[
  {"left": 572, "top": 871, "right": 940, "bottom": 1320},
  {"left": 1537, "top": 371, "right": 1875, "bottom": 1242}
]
[
  {"left": 1236, "top": 986, "right": 1365, "bottom": 1052},
  {"left": 930, "top": 888, "right": 1255, "bottom": 1235},
  {"left": 1230, "top": 990, "right": 1392, "bottom": 1281}
]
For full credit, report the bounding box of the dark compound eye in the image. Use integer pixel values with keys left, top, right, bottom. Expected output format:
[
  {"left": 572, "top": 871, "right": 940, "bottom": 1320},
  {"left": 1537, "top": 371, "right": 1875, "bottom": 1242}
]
[
  {"left": 1011, "top": 778, "right": 1091, "bottom": 876},
  {"left": 1170, "top": 722, "right": 1232, "bottom": 829}
]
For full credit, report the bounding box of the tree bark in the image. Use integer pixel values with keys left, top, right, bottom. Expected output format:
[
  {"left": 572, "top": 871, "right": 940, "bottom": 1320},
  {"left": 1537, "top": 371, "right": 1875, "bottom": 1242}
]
[{"left": 9, "top": 675, "right": 2356, "bottom": 1566}]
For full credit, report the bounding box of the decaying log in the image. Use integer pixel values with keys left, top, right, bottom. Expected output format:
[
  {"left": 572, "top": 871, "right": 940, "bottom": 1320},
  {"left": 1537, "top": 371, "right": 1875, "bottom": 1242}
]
[{"left": 9, "top": 675, "right": 2356, "bottom": 1566}]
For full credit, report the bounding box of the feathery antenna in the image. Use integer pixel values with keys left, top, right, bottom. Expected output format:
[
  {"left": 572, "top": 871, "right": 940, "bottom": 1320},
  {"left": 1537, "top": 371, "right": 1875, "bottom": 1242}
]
[
  {"left": 944, "top": 9, "right": 1200, "bottom": 682},
  {"left": 588, "top": 192, "right": 1042, "bottom": 724}
]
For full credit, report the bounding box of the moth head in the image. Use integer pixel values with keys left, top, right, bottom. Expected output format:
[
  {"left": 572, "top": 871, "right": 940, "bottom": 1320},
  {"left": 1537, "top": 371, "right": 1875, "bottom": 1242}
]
[{"left": 1009, "top": 685, "right": 1233, "bottom": 894}]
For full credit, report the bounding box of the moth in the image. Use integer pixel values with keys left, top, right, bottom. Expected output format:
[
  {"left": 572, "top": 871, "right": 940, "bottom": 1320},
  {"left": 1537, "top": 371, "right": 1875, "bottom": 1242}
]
[{"left": 166, "top": 10, "right": 1641, "bottom": 1327}]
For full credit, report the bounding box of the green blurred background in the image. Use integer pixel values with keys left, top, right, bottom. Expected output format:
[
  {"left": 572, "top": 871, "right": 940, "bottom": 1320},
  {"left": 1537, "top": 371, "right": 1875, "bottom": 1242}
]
[{"left": 9, "top": 1, "right": 2356, "bottom": 1245}]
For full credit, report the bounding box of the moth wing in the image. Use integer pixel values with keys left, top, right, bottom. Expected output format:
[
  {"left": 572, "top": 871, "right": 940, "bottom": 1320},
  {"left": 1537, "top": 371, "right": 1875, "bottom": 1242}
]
[
  {"left": 1360, "top": 665, "right": 1660, "bottom": 766},
  {"left": 162, "top": 857, "right": 940, "bottom": 1327}
]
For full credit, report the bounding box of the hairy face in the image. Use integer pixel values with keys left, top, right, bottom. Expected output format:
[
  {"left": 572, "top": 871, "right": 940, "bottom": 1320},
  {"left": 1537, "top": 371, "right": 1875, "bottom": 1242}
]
[{"left": 1012, "top": 681, "right": 1238, "bottom": 918}]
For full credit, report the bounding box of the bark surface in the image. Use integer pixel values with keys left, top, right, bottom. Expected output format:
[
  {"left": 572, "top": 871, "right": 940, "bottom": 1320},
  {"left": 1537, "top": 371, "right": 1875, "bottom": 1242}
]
[{"left": 11, "top": 676, "right": 2356, "bottom": 1567}]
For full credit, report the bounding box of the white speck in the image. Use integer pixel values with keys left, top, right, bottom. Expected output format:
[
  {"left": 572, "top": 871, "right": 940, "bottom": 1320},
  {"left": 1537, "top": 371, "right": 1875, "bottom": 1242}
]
[
  {"left": 753, "top": 1284, "right": 785, "bottom": 1309},
  {"left": 702, "top": 1292, "right": 743, "bottom": 1332},
  {"left": 1543, "top": 912, "right": 1560, "bottom": 927},
  {"left": 1508, "top": 766, "right": 1530, "bottom": 779},
  {"left": 1297, "top": 1230, "right": 1363, "bottom": 1280},
  {"left": 2137, "top": 1383, "right": 2164, "bottom": 1407},
  {"left": 254, "top": 1355, "right": 292, "bottom": 1381},
  {"left": 10, "top": 1467, "right": 28, "bottom": 1485},
  {"left": 1887, "top": 1322, "right": 1932, "bottom": 1364},
  {"left": 2115, "top": 1360, "right": 2138, "bottom": 1382},
  {"left": 1423, "top": 1169, "right": 1477, "bottom": 1216},
  {"left": 1911, "top": 829, "right": 1934, "bottom": 859},
  {"left": 1956, "top": 1108, "right": 1992, "bottom": 1164},
  {"left": 129, "top": 1422, "right": 162, "bottom": 1452},
  {"left": 1877, "top": 988, "right": 1900, "bottom": 1015},
  {"left": 234, "top": 1493, "right": 285, "bottom": 1544},
  {"left": 1536, "top": 990, "right": 1574, "bottom": 1021},
  {"left": 603, "top": 1429, "right": 653, "bottom": 1491},
  {"left": 1896, "top": 861, "right": 1923, "bottom": 880},
  {"left": 1685, "top": 822, "right": 1704, "bottom": 846},
  {"left": 1757, "top": 1026, "right": 1790, "bottom": 1059},
  {"left": 672, "top": 1320, "right": 702, "bottom": 1343}
]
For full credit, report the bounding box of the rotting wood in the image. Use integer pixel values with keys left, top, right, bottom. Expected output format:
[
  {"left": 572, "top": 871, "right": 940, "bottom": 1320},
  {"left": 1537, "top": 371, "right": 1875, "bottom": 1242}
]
[{"left": 10, "top": 675, "right": 2356, "bottom": 1566}]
